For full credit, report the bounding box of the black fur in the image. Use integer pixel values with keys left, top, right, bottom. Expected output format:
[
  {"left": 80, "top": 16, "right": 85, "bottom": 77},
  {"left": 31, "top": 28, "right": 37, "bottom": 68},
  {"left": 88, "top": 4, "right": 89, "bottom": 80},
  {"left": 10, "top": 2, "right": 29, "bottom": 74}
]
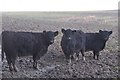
[
  {"left": 2, "top": 31, "right": 58, "bottom": 72},
  {"left": 61, "top": 29, "right": 86, "bottom": 63},
  {"left": 85, "top": 30, "right": 112, "bottom": 60}
]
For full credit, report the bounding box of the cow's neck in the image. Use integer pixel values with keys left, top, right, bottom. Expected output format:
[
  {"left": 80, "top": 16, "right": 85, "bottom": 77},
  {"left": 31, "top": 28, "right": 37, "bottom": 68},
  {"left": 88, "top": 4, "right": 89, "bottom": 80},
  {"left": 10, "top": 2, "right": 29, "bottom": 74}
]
[
  {"left": 43, "top": 40, "right": 51, "bottom": 47},
  {"left": 41, "top": 35, "right": 49, "bottom": 46},
  {"left": 100, "top": 39, "right": 107, "bottom": 50}
]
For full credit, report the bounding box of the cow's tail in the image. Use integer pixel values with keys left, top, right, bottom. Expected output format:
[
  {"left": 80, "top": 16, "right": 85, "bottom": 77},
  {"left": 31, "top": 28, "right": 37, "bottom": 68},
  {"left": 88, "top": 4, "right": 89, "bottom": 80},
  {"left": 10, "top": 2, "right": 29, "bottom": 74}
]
[
  {"left": 1, "top": 49, "right": 4, "bottom": 61},
  {"left": 0, "top": 33, "right": 4, "bottom": 61}
]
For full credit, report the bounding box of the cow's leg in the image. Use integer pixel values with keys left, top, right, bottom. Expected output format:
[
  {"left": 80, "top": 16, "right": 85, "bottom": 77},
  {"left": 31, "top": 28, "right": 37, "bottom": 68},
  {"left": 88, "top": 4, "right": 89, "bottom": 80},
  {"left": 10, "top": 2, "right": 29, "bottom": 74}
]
[
  {"left": 93, "top": 51, "right": 95, "bottom": 60},
  {"left": 65, "top": 53, "right": 71, "bottom": 64},
  {"left": 69, "top": 55, "right": 72, "bottom": 64},
  {"left": 33, "top": 60, "right": 38, "bottom": 69},
  {"left": 12, "top": 60, "right": 19, "bottom": 72},
  {"left": 33, "top": 55, "right": 38, "bottom": 69},
  {"left": 72, "top": 53, "right": 76, "bottom": 60},
  {"left": 6, "top": 58, "right": 13, "bottom": 72},
  {"left": 2, "top": 49, "right": 4, "bottom": 61},
  {"left": 5, "top": 55, "right": 13, "bottom": 72},
  {"left": 93, "top": 51, "right": 96, "bottom": 59},
  {"left": 81, "top": 49, "right": 85, "bottom": 61},
  {"left": 96, "top": 54, "right": 99, "bottom": 60},
  {"left": 76, "top": 52, "right": 80, "bottom": 61},
  {"left": 64, "top": 53, "right": 69, "bottom": 62},
  {"left": 71, "top": 55, "right": 74, "bottom": 60},
  {"left": 8, "top": 62, "right": 13, "bottom": 72},
  {"left": 71, "top": 53, "right": 76, "bottom": 60},
  {"left": 96, "top": 52, "right": 100, "bottom": 60},
  {"left": 13, "top": 64, "right": 18, "bottom": 72},
  {"left": 93, "top": 51, "right": 100, "bottom": 60}
]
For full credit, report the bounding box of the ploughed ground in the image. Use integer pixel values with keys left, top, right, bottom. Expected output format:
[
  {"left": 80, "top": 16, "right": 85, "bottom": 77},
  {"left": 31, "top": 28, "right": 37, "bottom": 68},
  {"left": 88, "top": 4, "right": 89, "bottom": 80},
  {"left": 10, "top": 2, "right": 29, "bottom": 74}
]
[{"left": 1, "top": 11, "right": 118, "bottom": 78}]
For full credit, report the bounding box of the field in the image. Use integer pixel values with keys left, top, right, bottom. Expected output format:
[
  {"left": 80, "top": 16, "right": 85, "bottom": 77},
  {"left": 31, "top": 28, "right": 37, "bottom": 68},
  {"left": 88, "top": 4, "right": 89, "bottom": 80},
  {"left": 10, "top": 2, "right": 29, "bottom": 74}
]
[{"left": 1, "top": 11, "right": 118, "bottom": 78}]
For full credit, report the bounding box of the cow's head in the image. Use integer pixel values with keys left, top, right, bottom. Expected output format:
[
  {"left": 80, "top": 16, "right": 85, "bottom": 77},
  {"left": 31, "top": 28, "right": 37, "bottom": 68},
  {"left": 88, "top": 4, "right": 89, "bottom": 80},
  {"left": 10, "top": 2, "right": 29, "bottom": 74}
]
[
  {"left": 61, "top": 28, "right": 76, "bottom": 40},
  {"left": 43, "top": 31, "right": 58, "bottom": 44},
  {"left": 99, "top": 30, "right": 112, "bottom": 41}
]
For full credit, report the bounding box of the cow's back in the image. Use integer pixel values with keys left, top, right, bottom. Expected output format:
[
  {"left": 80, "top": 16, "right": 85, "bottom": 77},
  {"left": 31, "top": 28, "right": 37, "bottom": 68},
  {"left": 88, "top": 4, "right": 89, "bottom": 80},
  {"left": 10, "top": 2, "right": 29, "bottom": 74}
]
[
  {"left": 2, "top": 31, "right": 38, "bottom": 56},
  {"left": 73, "top": 30, "right": 85, "bottom": 51},
  {"left": 85, "top": 33, "right": 104, "bottom": 51},
  {"left": 2, "top": 31, "right": 15, "bottom": 51}
]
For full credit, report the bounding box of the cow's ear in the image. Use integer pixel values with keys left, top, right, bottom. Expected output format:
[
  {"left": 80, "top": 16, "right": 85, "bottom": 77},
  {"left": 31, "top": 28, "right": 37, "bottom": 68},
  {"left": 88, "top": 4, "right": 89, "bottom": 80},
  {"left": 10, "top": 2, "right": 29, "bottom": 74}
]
[
  {"left": 109, "top": 31, "right": 112, "bottom": 34},
  {"left": 43, "top": 30, "right": 46, "bottom": 33},
  {"left": 72, "top": 30, "right": 76, "bottom": 33},
  {"left": 62, "top": 29, "right": 65, "bottom": 33},
  {"left": 54, "top": 31, "right": 58, "bottom": 36},
  {"left": 99, "top": 30, "right": 102, "bottom": 33}
]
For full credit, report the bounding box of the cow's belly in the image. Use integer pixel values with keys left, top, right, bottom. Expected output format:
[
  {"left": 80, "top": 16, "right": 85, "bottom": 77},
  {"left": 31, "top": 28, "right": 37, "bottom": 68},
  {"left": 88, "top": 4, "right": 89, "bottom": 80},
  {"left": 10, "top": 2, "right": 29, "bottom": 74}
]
[
  {"left": 17, "top": 48, "right": 33, "bottom": 57},
  {"left": 85, "top": 48, "right": 92, "bottom": 52},
  {"left": 14, "top": 44, "right": 34, "bottom": 57},
  {"left": 18, "top": 52, "right": 32, "bottom": 57}
]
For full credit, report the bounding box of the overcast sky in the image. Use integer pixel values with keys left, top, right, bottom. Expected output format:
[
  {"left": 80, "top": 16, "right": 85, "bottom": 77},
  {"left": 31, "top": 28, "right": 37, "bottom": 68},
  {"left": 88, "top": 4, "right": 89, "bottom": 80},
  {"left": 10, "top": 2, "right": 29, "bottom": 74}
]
[{"left": 0, "top": 0, "right": 119, "bottom": 11}]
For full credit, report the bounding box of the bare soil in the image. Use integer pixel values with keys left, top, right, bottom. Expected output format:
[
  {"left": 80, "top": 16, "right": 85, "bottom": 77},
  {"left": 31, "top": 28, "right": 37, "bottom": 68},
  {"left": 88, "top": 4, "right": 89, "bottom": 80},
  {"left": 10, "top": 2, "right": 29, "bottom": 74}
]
[{"left": 1, "top": 11, "right": 119, "bottom": 78}]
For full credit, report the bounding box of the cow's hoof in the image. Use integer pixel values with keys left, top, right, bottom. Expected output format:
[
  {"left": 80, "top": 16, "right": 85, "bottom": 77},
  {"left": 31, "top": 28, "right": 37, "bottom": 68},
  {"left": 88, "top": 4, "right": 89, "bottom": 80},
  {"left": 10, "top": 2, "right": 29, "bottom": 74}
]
[
  {"left": 14, "top": 69, "right": 18, "bottom": 72},
  {"left": 93, "top": 56, "right": 97, "bottom": 60},
  {"left": 71, "top": 56, "right": 74, "bottom": 60},
  {"left": 96, "top": 58, "right": 99, "bottom": 60},
  {"left": 14, "top": 68, "right": 19, "bottom": 72},
  {"left": 94, "top": 56, "right": 99, "bottom": 60},
  {"left": 33, "top": 67, "right": 38, "bottom": 69},
  {"left": 94, "top": 58, "right": 98, "bottom": 60},
  {"left": 33, "top": 66, "right": 38, "bottom": 70},
  {"left": 75, "top": 57, "right": 79, "bottom": 61},
  {"left": 69, "top": 59, "right": 71, "bottom": 64},
  {"left": 9, "top": 67, "right": 14, "bottom": 72},
  {"left": 66, "top": 60, "right": 71, "bottom": 65},
  {"left": 10, "top": 71, "right": 14, "bottom": 75},
  {"left": 82, "top": 57, "right": 85, "bottom": 61}
]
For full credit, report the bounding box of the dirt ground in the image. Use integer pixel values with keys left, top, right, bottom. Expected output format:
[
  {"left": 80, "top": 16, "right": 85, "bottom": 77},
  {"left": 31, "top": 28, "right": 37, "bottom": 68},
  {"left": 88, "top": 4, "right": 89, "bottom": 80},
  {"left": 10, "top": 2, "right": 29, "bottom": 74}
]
[{"left": 1, "top": 11, "right": 119, "bottom": 78}]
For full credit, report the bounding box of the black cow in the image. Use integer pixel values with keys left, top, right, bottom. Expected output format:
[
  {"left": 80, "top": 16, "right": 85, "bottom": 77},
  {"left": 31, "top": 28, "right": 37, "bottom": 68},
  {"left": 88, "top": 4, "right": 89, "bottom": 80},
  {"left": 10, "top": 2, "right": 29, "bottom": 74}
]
[
  {"left": 2, "top": 30, "right": 58, "bottom": 72},
  {"left": 61, "top": 29, "right": 86, "bottom": 63},
  {"left": 85, "top": 30, "right": 112, "bottom": 60}
]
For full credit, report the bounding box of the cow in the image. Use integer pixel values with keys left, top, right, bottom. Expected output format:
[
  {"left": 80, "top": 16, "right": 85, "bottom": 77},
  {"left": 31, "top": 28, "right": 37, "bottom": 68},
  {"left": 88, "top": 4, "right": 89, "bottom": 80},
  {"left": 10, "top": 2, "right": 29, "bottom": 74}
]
[
  {"left": 61, "top": 29, "right": 86, "bottom": 64},
  {"left": 85, "top": 30, "right": 112, "bottom": 60},
  {"left": 2, "top": 30, "right": 58, "bottom": 72}
]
